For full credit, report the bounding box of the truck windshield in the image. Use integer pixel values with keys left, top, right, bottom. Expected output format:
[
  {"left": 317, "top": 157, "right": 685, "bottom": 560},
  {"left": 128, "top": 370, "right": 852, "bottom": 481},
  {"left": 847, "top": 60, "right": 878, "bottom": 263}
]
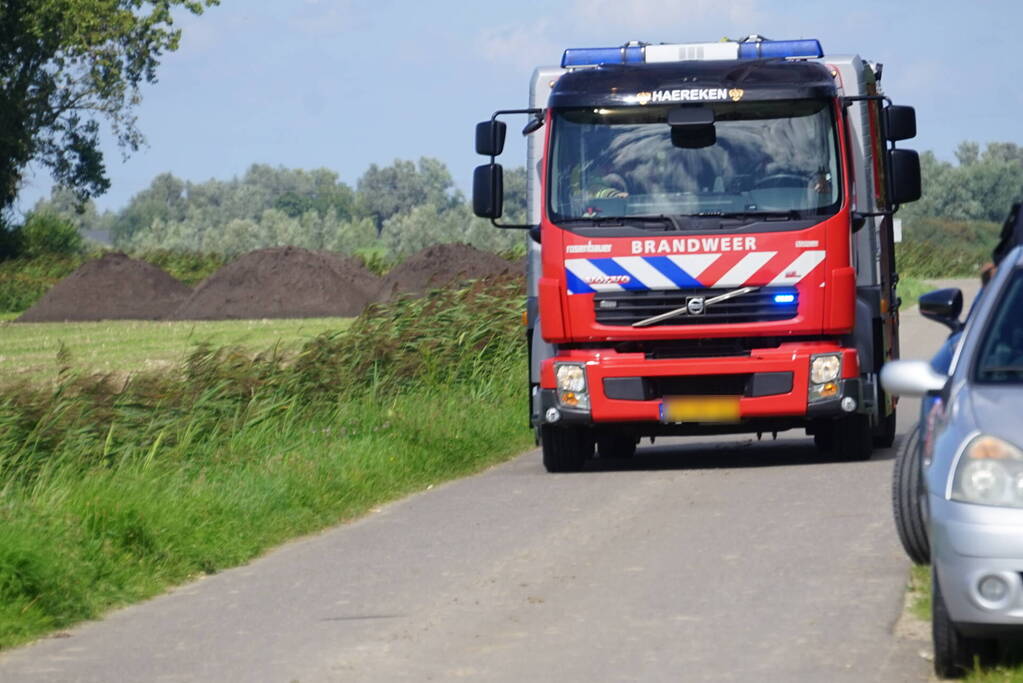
[{"left": 548, "top": 99, "right": 841, "bottom": 225}]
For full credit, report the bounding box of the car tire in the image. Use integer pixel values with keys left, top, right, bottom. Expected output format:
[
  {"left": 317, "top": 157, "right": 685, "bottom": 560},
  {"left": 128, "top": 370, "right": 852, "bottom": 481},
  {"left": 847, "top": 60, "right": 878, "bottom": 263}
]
[
  {"left": 541, "top": 425, "right": 592, "bottom": 473},
  {"left": 892, "top": 422, "right": 930, "bottom": 565},
  {"left": 596, "top": 433, "right": 637, "bottom": 459},
  {"left": 932, "top": 567, "right": 997, "bottom": 678},
  {"left": 834, "top": 414, "right": 873, "bottom": 461}
]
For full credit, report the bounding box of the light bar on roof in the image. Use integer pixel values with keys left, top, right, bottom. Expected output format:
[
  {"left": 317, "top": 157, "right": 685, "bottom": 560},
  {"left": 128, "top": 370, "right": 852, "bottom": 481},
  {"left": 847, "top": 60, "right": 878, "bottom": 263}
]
[{"left": 561, "top": 39, "right": 823, "bottom": 68}]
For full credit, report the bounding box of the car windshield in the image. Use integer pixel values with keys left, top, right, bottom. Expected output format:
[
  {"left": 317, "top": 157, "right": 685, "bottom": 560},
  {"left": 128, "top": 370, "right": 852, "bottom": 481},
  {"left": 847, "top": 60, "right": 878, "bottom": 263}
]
[
  {"left": 974, "top": 270, "right": 1023, "bottom": 383},
  {"left": 548, "top": 99, "right": 841, "bottom": 226}
]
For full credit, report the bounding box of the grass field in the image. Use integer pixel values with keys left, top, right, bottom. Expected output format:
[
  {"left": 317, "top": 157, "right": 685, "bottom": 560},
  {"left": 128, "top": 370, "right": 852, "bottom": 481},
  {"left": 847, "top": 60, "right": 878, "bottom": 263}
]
[{"left": 0, "top": 317, "right": 353, "bottom": 383}]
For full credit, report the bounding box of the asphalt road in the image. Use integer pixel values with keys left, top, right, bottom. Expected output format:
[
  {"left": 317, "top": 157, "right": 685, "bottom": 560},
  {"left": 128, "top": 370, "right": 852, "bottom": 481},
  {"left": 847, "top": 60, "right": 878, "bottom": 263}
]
[{"left": 0, "top": 281, "right": 977, "bottom": 682}]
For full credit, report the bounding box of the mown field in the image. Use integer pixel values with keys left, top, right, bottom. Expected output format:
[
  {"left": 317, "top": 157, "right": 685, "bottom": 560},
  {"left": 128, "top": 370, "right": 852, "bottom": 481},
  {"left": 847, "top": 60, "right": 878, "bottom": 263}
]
[
  {"left": 0, "top": 277, "right": 532, "bottom": 649},
  {"left": 0, "top": 317, "right": 352, "bottom": 383}
]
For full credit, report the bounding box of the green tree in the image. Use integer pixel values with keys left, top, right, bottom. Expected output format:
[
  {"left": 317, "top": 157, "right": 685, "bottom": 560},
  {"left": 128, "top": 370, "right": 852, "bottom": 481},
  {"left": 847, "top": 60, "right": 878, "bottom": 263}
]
[
  {"left": 111, "top": 172, "right": 188, "bottom": 243},
  {"left": 0, "top": 0, "right": 219, "bottom": 216},
  {"left": 356, "top": 158, "right": 461, "bottom": 229},
  {"left": 19, "top": 211, "right": 83, "bottom": 257}
]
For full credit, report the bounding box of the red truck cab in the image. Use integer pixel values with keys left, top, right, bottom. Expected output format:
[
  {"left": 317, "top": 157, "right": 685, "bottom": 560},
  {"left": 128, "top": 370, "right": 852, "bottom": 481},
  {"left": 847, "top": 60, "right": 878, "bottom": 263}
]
[{"left": 474, "top": 38, "right": 920, "bottom": 471}]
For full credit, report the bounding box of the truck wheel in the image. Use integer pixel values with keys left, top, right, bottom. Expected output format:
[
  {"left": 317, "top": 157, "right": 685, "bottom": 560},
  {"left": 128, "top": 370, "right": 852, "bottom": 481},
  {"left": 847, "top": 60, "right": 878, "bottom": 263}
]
[
  {"left": 892, "top": 422, "right": 929, "bottom": 565},
  {"left": 933, "top": 568, "right": 997, "bottom": 678},
  {"left": 811, "top": 423, "right": 835, "bottom": 453},
  {"left": 597, "top": 433, "right": 637, "bottom": 459},
  {"left": 833, "top": 414, "right": 873, "bottom": 461},
  {"left": 541, "top": 425, "right": 593, "bottom": 473},
  {"left": 873, "top": 402, "right": 897, "bottom": 448}
]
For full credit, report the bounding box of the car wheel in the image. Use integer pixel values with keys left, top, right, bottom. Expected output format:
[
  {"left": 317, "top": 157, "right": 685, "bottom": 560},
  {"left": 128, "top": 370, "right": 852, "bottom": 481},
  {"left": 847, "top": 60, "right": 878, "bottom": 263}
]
[
  {"left": 596, "top": 433, "right": 637, "bottom": 459},
  {"left": 834, "top": 414, "right": 873, "bottom": 461},
  {"left": 892, "top": 422, "right": 929, "bottom": 564},
  {"left": 932, "top": 567, "right": 997, "bottom": 678},
  {"left": 541, "top": 425, "right": 593, "bottom": 473}
]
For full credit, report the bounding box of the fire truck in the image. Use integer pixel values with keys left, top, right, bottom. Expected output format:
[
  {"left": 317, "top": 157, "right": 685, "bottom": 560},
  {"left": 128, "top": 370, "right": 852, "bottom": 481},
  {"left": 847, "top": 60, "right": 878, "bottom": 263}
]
[{"left": 473, "top": 37, "right": 921, "bottom": 472}]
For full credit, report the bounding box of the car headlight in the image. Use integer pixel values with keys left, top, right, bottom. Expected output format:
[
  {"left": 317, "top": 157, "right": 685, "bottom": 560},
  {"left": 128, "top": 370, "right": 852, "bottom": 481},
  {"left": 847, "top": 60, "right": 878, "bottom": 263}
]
[
  {"left": 810, "top": 354, "right": 842, "bottom": 384},
  {"left": 951, "top": 435, "right": 1023, "bottom": 507},
  {"left": 555, "top": 363, "right": 589, "bottom": 409}
]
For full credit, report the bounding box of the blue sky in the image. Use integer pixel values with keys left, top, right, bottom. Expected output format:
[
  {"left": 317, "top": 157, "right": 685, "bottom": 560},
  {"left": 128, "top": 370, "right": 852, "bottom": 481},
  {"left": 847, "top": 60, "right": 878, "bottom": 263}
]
[{"left": 14, "top": 0, "right": 1023, "bottom": 213}]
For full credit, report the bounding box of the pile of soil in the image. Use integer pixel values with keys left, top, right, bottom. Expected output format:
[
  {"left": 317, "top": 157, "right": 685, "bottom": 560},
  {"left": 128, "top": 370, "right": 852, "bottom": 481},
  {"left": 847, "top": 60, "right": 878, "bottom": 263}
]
[
  {"left": 171, "top": 246, "right": 381, "bottom": 320},
  {"left": 378, "top": 243, "right": 520, "bottom": 300},
  {"left": 17, "top": 252, "right": 191, "bottom": 322}
]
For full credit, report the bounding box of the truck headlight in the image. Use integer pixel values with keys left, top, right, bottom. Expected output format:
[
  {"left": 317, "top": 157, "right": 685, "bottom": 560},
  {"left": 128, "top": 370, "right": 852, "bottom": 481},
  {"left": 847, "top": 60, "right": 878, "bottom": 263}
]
[
  {"left": 555, "top": 363, "right": 589, "bottom": 409},
  {"left": 951, "top": 435, "right": 1023, "bottom": 508},
  {"left": 810, "top": 354, "right": 842, "bottom": 384},
  {"left": 807, "top": 353, "right": 842, "bottom": 402}
]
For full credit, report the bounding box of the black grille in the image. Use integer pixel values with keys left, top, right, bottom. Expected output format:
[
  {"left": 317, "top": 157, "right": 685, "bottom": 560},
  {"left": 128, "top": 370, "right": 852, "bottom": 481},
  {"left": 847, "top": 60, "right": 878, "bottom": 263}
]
[{"left": 594, "top": 287, "right": 798, "bottom": 327}]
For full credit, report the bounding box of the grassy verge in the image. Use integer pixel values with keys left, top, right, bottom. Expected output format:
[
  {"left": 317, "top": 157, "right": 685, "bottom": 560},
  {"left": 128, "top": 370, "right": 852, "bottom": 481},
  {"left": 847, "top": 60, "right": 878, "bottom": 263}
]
[
  {"left": 0, "top": 276, "right": 531, "bottom": 649},
  {"left": 897, "top": 275, "right": 932, "bottom": 309},
  {"left": 0, "top": 317, "right": 353, "bottom": 383}
]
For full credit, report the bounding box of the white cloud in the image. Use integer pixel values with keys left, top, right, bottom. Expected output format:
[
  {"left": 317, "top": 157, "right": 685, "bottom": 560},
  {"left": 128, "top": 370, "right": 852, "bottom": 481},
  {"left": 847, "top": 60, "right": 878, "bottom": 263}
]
[
  {"left": 475, "top": 0, "right": 767, "bottom": 71},
  {"left": 475, "top": 19, "right": 562, "bottom": 70},
  {"left": 288, "top": 1, "right": 358, "bottom": 37},
  {"left": 571, "top": 0, "right": 763, "bottom": 34}
]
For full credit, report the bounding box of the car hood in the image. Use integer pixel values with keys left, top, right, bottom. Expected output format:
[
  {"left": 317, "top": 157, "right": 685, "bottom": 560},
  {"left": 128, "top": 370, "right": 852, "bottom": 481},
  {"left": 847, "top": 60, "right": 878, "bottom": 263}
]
[{"left": 964, "top": 384, "right": 1023, "bottom": 444}]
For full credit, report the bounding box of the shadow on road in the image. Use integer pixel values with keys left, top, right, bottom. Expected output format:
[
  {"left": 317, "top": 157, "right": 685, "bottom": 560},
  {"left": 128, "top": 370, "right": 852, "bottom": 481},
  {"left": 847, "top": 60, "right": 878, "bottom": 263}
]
[{"left": 582, "top": 432, "right": 905, "bottom": 473}]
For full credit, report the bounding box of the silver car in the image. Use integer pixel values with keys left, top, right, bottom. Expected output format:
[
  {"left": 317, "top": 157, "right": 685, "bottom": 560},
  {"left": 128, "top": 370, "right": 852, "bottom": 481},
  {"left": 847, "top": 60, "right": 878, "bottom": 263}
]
[{"left": 882, "top": 245, "right": 1023, "bottom": 678}]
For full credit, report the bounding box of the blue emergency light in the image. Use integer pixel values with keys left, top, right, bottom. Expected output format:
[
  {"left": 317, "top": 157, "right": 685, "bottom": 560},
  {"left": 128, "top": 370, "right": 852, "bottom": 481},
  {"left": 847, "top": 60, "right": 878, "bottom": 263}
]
[
  {"left": 773, "top": 294, "right": 797, "bottom": 304},
  {"left": 561, "top": 38, "right": 823, "bottom": 68}
]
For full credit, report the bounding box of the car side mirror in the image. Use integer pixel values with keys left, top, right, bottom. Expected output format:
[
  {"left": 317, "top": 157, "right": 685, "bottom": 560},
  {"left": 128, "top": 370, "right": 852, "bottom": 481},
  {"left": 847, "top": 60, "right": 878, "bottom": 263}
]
[
  {"left": 881, "top": 360, "right": 948, "bottom": 397},
  {"left": 890, "top": 149, "right": 921, "bottom": 205},
  {"left": 919, "top": 288, "right": 963, "bottom": 332},
  {"left": 885, "top": 105, "right": 916, "bottom": 141}
]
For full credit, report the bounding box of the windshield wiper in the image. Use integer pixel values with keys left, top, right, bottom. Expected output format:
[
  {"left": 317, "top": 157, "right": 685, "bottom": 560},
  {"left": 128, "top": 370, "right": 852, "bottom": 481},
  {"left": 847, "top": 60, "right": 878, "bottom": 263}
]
[
  {"left": 691, "top": 210, "right": 802, "bottom": 221},
  {"left": 560, "top": 214, "right": 681, "bottom": 230}
]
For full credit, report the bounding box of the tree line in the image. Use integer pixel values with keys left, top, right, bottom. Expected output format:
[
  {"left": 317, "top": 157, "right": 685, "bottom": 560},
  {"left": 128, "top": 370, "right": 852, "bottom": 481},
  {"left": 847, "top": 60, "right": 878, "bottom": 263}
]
[{"left": 9, "top": 158, "right": 528, "bottom": 261}]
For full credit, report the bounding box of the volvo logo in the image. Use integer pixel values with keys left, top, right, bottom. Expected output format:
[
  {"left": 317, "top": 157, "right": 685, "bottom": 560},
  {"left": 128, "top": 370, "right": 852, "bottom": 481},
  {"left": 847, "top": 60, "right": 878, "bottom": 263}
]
[{"left": 686, "top": 296, "right": 706, "bottom": 315}]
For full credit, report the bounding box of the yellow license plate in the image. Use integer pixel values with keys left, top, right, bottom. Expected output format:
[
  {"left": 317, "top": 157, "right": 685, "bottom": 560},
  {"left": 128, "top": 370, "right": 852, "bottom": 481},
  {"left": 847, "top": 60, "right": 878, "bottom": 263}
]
[{"left": 661, "top": 396, "right": 741, "bottom": 423}]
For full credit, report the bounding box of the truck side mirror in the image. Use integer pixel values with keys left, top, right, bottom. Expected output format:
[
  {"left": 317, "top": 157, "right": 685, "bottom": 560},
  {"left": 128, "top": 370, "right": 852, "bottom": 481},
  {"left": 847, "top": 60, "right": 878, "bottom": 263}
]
[
  {"left": 919, "top": 288, "right": 964, "bottom": 332},
  {"left": 473, "top": 163, "right": 504, "bottom": 219},
  {"left": 475, "top": 121, "right": 507, "bottom": 156},
  {"left": 885, "top": 105, "right": 916, "bottom": 141},
  {"left": 889, "top": 148, "right": 921, "bottom": 205}
]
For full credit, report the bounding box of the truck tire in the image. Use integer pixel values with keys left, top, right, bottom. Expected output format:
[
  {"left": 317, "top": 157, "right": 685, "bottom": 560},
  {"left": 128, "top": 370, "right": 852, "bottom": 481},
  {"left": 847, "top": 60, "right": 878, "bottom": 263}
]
[
  {"left": 892, "top": 422, "right": 929, "bottom": 565},
  {"left": 541, "top": 425, "right": 592, "bottom": 473},
  {"left": 933, "top": 568, "right": 997, "bottom": 678},
  {"left": 833, "top": 414, "right": 873, "bottom": 461},
  {"left": 597, "top": 433, "right": 637, "bottom": 459},
  {"left": 811, "top": 424, "right": 834, "bottom": 453},
  {"left": 873, "top": 397, "right": 897, "bottom": 448}
]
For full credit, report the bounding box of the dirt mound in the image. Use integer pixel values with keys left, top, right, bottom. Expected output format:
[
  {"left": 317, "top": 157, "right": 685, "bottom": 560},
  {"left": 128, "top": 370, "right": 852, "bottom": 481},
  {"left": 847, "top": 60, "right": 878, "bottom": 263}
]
[
  {"left": 171, "top": 246, "right": 381, "bottom": 320},
  {"left": 17, "top": 252, "right": 191, "bottom": 322},
  {"left": 379, "top": 243, "right": 520, "bottom": 300}
]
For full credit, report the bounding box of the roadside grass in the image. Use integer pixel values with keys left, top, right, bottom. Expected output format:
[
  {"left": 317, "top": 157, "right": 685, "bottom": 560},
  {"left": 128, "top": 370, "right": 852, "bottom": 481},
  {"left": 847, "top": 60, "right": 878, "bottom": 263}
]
[
  {"left": 0, "top": 317, "right": 353, "bottom": 383},
  {"left": 896, "top": 217, "right": 1000, "bottom": 279},
  {"left": 0, "top": 276, "right": 531, "bottom": 649},
  {"left": 897, "top": 275, "right": 932, "bottom": 309}
]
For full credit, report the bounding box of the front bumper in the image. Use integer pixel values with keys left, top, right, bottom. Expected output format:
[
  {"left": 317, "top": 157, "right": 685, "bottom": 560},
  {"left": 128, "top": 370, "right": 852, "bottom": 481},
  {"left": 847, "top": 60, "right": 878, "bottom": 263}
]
[
  {"left": 536, "top": 344, "right": 862, "bottom": 431},
  {"left": 931, "top": 495, "right": 1023, "bottom": 635}
]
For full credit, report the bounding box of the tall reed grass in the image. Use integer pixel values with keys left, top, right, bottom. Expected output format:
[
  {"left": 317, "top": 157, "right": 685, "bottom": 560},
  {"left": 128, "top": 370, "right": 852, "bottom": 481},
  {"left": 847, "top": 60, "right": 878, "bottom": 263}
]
[{"left": 0, "top": 275, "right": 530, "bottom": 649}]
